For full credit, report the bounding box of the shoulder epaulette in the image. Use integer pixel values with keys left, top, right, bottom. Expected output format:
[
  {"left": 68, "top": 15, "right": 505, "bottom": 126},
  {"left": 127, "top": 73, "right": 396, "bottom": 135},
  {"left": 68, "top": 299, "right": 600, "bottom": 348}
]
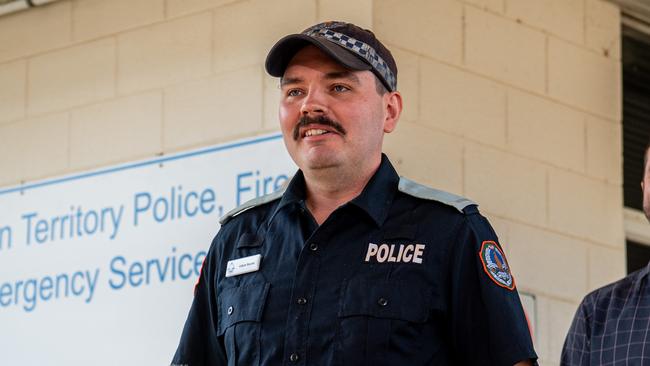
[
  {"left": 398, "top": 176, "right": 476, "bottom": 213},
  {"left": 219, "top": 187, "right": 286, "bottom": 225}
]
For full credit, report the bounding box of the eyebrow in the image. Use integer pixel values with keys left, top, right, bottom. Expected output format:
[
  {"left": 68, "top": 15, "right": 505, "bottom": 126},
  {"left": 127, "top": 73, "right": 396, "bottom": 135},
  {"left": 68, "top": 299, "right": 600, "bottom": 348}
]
[
  {"left": 324, "top": 71, "right": 360, "bottom": 83},
  {"left": 280, "top": 70, "right": 361, "bottom": 87},
  {"left": 280, "top": 76, "right": 303, "bottom": 87}
]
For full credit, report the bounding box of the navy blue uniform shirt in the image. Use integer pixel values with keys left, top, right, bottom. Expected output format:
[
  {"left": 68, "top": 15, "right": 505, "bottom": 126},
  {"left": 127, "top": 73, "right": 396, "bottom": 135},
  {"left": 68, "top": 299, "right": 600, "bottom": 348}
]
[
  {"left": 562, "top": 262, "right": 650, "bottom": 365},
  {"left": 172, "top": 155, "right": 537, "bottom": 365}
]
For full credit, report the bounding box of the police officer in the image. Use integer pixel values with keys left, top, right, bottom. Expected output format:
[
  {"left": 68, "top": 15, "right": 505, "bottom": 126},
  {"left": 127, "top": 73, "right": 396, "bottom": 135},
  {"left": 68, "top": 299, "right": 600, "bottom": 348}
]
[{"left": 172, "top": 21, "right": 538, "bottom": 366}]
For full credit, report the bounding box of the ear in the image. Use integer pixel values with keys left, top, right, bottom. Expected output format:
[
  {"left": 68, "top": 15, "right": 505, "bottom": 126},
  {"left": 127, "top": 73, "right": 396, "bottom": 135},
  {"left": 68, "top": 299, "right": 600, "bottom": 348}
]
[{"left": 383, "top": 91, "right": 403, "bottom": 133}]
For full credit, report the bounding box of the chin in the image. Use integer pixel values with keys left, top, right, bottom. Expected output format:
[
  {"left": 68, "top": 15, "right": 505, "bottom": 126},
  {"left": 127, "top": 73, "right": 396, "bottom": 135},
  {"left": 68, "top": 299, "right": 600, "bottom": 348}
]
[
  {"left": 302, "top": 155, "right": 343, "bottom": 171},
  {"left": 305, "top": 160, "right": 339, "bottom": 171},
  {"left": 295, "top": 148, "right": 337, "bottom": 167}
]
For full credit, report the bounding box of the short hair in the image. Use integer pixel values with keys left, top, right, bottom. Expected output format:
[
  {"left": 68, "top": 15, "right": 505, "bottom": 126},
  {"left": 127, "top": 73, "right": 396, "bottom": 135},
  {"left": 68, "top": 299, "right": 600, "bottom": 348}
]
[{"left": 375, "top": 76, "right": 388, "bottom": 95}]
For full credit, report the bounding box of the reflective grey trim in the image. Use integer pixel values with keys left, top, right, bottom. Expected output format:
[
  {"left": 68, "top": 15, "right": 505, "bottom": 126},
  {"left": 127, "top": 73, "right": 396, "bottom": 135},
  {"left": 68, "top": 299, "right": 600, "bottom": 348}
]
[
  {"left": 219, "top": 187, "right": 286, "bottom": 225},
  {"left": 398, "top": 177, "right": 476, "bottom": 213},
  {"left": 304, "top": 26, "right": 397, "bottom": 92}
]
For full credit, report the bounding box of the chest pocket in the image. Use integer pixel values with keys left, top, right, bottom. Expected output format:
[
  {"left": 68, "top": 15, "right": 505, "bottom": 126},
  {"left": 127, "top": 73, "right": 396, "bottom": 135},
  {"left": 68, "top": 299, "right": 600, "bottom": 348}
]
[
  {"left": 337, "top": 278, "right": 433, "bottom": 366},
  {"left": 218, "top": 282, "right": 270, "bottom": 366}
]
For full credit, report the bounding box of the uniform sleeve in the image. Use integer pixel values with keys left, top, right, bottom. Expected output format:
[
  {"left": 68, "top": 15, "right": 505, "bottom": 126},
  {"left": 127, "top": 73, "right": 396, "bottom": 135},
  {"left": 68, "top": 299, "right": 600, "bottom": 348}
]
[
  {"left": 561, "top": 296, "right": 593, "bottom": 366},
  {"left": 171, "top": 235, "right": 227, "bottom": 366},
  {"left": 448, "top": 207, "right": 537, "bottom": 366}
]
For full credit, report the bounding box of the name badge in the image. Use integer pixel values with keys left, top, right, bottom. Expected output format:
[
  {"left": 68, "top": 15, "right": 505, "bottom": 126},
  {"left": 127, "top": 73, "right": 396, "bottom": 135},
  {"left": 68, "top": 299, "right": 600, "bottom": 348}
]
[{"left": 225, "top": 254, "right": 262, "bottom": 277}]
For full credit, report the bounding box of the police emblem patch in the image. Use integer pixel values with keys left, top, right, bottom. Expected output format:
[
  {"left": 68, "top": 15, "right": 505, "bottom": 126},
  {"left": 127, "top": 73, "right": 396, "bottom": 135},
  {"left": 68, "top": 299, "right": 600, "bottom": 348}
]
[{"left": 479, "top": 241, "right": 515, "bottom": 290}]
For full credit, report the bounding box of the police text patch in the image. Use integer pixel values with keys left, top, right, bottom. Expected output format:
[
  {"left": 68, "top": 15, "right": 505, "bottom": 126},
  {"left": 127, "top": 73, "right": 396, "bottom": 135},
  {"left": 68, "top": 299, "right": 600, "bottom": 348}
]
[
  {"left": 479, "top": 241, "right": 515, "bottom": 290},
  {"left": 364, "top": 243, "right": 425, "bottom": 263}
]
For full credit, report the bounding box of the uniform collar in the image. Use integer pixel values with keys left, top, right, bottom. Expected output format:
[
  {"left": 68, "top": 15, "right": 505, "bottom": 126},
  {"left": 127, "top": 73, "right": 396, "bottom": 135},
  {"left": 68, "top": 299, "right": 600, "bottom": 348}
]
[
  {"left": 275, "top": 170, "right": 307, "bottom": 212},
  {"left": 270, "top": 154, "right": 399, "bottom": 226},
  {"left": 348, "top": 154, "right": 399, "bottom": 226}
]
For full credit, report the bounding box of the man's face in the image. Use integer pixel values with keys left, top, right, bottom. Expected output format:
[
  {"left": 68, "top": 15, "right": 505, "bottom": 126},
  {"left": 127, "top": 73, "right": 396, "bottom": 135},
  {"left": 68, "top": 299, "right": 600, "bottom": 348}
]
[
  {"left": 278, "top": 46, "right": 398, "bottom": 174},
  {"left": 643, "top": 148, "right": 650, "bottom": 222}
]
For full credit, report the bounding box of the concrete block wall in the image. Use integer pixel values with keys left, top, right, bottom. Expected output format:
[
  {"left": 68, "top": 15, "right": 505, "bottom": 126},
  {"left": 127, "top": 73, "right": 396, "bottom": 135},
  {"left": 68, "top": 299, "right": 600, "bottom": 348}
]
[{"left": 0, "top": 0, "right": 624, "bottom": 364}]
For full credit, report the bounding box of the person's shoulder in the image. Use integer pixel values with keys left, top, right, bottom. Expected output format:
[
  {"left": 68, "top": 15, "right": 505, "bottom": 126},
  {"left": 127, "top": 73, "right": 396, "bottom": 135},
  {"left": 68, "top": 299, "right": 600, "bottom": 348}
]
[
  {"left": 582, "top": 266, "right": 648, "bottom": 308},
  {"left": 397, "top": 176, "right": 477, "bottom": 214},
  {"left": 219, "top": 188, "right": 286, "bottom": 226}
]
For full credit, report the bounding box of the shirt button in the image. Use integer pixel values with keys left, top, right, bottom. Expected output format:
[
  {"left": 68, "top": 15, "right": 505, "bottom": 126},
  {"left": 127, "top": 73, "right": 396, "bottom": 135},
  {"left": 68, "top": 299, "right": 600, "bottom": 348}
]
[
  {"left": 297, "top": 297, "right": 307, "bottom": 305},
  {"left": 377, "top": 298, "right": 388, "bottom": 307},
  {"left": 309, "top": 243, "right": 318, "bottom": 251},
  {"left": 289, "top": 353, "right": 299, "bottom": 362},
  {"left": 227, "top": 306, "right": 234, "bottom": 315}
]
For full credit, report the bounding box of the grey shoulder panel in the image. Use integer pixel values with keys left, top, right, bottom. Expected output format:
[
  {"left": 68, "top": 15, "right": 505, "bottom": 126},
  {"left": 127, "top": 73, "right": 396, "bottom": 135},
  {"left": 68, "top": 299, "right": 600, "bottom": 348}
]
[
  {"left": 398, "top": 176, "right": 476, "bottom": 213},
  {"left": 219, "top": 187, "right": 286, "bottom": 225}
]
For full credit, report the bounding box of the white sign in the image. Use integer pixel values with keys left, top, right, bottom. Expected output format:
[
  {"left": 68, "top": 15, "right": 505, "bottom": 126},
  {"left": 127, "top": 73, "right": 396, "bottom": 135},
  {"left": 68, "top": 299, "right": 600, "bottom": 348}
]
[{"left": 0, "top": 133, "right": 296, "bottom": 365}]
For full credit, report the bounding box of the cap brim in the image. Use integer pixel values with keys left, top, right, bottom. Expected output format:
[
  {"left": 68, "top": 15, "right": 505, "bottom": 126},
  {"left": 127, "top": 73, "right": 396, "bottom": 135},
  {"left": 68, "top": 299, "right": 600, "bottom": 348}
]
[{"left": 265, "top": 34, "right": 372, "bottom": 77}]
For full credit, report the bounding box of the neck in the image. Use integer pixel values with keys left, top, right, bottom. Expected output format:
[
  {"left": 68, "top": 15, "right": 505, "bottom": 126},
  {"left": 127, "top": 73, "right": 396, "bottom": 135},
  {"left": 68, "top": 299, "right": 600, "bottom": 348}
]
[{"left": 303, "top": 157, "right": 381, "bottom": 225}]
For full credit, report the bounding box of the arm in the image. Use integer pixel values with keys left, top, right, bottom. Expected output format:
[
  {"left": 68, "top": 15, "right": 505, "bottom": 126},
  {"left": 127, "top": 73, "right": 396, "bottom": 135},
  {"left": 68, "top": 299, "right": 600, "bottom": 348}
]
[
  {"left": 449, "top": 208, "right": 538, "bottom": 365},
  {"left": 514, "top": 361, "right": 534, "bottom": 366},
  {"left": 171, "top": 237, "right": 227, "bottom": 365}
]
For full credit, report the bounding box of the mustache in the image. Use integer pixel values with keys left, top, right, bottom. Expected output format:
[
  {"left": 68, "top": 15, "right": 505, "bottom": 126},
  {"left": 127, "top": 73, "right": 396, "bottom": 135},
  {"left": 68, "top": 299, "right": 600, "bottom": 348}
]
[{"left": 293, "top": 115, "right": 347, "bottom": 141}]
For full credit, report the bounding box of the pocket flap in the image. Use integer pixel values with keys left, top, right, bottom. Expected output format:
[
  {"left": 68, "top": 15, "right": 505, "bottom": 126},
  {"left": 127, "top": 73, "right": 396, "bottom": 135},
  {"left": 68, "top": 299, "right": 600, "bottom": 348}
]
[
  {"left": 339, "top": 278, "right": 430, "bottom": 323},
  {"left": 236, "top": 233, "right": 263, "bottom": 248},
  {"left": 218, "top": 282, "right": 270, "bottom": 335}
]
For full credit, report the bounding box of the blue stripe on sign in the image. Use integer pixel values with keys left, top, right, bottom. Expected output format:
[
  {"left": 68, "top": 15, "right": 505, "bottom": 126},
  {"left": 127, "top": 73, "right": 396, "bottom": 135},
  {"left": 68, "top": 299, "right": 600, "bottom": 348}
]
[{"left": 0, "top": 133, "right": 283, "bottom": 196}]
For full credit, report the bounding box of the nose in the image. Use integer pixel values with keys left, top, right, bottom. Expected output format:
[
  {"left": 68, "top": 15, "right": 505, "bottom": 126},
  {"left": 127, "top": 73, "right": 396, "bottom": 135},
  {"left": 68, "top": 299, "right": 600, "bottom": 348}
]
[{"left": 300, "top": 87, "right": 328, "bottom": 116}]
